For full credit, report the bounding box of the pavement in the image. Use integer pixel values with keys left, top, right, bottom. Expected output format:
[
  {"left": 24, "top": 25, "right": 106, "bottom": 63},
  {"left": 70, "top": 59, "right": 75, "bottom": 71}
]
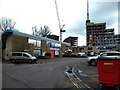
[{"left": 73, "top": 63, "right": 100, "bottom": 89}]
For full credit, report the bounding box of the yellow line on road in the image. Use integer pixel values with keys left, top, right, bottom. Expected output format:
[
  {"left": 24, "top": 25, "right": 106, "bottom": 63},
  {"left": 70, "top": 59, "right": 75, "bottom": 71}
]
[{"left": 68, "top": 76, "right": 80, "bottom": 88}]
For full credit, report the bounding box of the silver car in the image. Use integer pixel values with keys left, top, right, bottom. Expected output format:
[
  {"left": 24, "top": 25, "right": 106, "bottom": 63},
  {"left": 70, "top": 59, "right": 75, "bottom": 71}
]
[
  {"left": 98, "top": 51, "right": 120, "bottom": 59},
  {"left": 10, "top": 52, "right": 37, "bottom": 64},
  {"left": 87, "top": 54, "right": 99, "bottom": 66},
  {"left": 87, "top": 51, "right": 120, "bottom": 66}
]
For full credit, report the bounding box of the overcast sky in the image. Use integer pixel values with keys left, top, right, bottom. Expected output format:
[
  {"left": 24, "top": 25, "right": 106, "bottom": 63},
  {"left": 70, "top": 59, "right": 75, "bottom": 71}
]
[{"left": 0, "top": 0, "right": 119, "bottom": 46}]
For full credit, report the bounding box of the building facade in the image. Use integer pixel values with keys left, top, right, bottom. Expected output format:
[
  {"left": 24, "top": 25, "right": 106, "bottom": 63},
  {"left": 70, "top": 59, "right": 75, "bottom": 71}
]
[
  {"left": 85, "top": 0, "right": 120, "bottom": 53},
  {"left": 2, "top": 29, "right": 70, "bottom": 60},
  {"left": 63, "top": 36, "right": 78, "bottom": 47},
  {"left": 114, "top": 34, "right": 120, "bottom": 45},
  {"left": 47, "top": 35, "right": 59, "bottom": 41},
  {"left": 86, "top": 21, "right": 115, "bottom": 46}
]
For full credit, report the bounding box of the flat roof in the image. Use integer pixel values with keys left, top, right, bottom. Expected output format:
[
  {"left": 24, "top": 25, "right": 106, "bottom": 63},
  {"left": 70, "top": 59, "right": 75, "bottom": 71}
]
[{"left": 3, "top": 29, "right": 70, "bottom": 46}]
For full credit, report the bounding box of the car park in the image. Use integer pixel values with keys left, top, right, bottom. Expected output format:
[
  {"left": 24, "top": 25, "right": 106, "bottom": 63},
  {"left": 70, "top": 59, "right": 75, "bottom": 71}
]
[
  {"left": 9, "top": 52, "right": 37, "bottom": 64},
  {"left": 87, "top": 51, "right": 120, "bottom": 66}
]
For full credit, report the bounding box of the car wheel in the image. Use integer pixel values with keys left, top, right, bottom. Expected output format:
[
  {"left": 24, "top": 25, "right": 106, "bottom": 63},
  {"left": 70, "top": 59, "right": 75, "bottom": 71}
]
[
  {"left": 28, "top": 59, "right": 32, "bottom": 64},
  {"left": 11, "top": 59, "right": 17, "bottom": 63},
  {"left": 90, "top": 59, "right": 97, "bottom": 66}
]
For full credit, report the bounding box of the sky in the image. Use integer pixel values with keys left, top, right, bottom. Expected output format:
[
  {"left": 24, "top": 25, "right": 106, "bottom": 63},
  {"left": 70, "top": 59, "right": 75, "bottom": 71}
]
[{"left": 0, "top": 0, "right": 119, "bottom": 46}]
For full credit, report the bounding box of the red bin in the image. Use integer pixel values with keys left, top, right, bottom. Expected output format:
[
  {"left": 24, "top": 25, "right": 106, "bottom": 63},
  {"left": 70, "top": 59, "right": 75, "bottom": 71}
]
[{"left": 97, "top": 58, "right": 120, "bottom": 87}]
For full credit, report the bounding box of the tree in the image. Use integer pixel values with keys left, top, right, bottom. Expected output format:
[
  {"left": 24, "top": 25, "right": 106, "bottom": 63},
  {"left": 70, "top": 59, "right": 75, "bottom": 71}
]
[
  {"left": 32, "top": 25, "right": 52, "bottom": 37},
  {"left": 0, "top": 17, "right": 16, "bottom": 31},
  {"left": 39, "top": 25, "right": 52, "bottom": 37},
  {"left": 32, "top": 26, "right": 38, "bottom": 36}
]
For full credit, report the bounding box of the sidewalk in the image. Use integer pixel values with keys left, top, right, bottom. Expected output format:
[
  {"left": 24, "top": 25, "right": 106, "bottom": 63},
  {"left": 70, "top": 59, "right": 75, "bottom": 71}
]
[{"left": 73, "top": 62, "right": 100, "bottom": 89}]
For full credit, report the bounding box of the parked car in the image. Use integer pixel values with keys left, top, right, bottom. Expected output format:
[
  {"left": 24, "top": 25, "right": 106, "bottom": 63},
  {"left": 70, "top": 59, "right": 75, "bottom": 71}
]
[
  {"left": 87, "top": 54, "right": 100, "bottom": 66},
  {"left": 87, "top": 51, "right": 120, "bottom": 66},
  {"left": 77, "top": 52, "right": 86, "bottom": 57},
  {"left": 98, "top": 51, "right": 120, "bottom": 59},
  {"left": 9, "top": 52, "right": 37, "bottom": 64}
]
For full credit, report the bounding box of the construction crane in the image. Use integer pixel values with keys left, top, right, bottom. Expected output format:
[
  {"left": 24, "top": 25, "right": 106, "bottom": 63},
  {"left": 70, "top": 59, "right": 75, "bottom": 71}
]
[{"left": 54, "top": 0, "right": 65, "bottom": 41}]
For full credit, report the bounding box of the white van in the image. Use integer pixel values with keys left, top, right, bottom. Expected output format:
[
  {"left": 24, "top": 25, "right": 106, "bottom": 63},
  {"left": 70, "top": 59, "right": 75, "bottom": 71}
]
[{"left": 10, "top": 52, "right": 37, "bottom": 64}]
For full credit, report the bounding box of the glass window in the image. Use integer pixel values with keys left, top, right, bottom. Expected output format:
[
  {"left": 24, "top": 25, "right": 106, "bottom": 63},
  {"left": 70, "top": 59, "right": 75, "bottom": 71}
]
[
  {"left": 100, "top": 53, "right": 107, "bottom": 56},
  {"left": 23, "top": 54, "right": 29, "bottom": 57},
  {"left": 107, "top": 53, "right": 120, "bottom": 56},
  {"left": 12, "top": 53, "right": 22, "bottom": 56}
]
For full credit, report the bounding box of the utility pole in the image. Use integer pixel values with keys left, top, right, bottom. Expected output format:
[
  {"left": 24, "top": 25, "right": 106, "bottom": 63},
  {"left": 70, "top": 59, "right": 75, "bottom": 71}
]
[{"left": 54, "top": 0, "right": 65, "bottom": 41}]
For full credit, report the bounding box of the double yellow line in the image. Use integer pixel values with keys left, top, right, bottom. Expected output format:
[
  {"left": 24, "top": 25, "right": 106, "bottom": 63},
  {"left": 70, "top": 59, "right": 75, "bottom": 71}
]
[
  {"left": 72, "top": 81, "right": 80, "bottom": 88},
  {"left": 68, "top": 76, "right": 80, "bottom": 88}
]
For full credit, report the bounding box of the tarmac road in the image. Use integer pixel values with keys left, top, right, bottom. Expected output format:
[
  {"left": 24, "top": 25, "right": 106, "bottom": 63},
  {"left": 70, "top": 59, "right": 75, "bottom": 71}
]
[{"left": 2, "top": 58, "right": 87, "bottom": 88}]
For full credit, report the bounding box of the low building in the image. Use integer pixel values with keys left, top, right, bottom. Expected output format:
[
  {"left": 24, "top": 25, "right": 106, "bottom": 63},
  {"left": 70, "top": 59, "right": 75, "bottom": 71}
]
[
  {"left": 79, "top": 46, "right": 100, "bottom": 56},
  {"left": 2, "top": 29, "right": 70, "bottom": 60}
]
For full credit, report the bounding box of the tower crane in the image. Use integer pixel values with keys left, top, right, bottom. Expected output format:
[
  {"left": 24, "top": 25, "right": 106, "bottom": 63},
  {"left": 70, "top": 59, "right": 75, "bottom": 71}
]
[{"left": 54, "top": 0, "right": 65, "bottom": 41}]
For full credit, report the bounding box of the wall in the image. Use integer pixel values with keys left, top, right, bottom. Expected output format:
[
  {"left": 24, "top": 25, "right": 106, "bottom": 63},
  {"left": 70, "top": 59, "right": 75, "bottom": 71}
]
[
  {"left": 4, "top": 35, "right": 28, "bottom": 60},
  {"left": 60, "top": 44, "right": 67, "bottom": 57},
  {"left": 28, "top": 43, "right": 34, "bottom": 55},
  {"left": 11, "top": 35, "right": 28, "bottom": 52},
  {"left": 83, "top": 46, "right": 100, "bottom": 55},
  {"left": 41, "top": 40, "right": 50, "bottom": 56}
]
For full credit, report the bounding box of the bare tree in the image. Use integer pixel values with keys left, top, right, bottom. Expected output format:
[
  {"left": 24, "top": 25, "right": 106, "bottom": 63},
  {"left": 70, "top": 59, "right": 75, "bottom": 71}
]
[
  {"left": 32, "top": 26, "right": 38, "bottom": 36},
  {"left": 32, "top": 25, "right": 52, "bottom": 37},
  {"left": 0, "top": 17, "right": 16, "bottom": 31},
  {"left": 39, "top": 25, "right": 52, "bottom": 37}
]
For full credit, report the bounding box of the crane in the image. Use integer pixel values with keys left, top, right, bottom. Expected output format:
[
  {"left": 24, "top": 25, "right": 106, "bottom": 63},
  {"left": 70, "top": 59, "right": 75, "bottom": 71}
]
[{"left": 54, "top": 0, "right": 65, "bottom": 41}]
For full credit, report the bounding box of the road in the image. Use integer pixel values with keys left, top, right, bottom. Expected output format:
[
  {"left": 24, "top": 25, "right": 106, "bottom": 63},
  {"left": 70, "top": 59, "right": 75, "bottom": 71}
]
[{"left": 2, "top": 58, "right": 86, "bottom": 88}]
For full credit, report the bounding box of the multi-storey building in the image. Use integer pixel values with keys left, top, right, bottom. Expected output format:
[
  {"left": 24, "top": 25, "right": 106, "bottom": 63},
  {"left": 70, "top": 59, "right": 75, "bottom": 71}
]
[
  {"left": 85, "top": 0, "right": 120, "bottom": 53},
  {"left": 114, "top": 34, "right": 120, "bottom": 45},
  {"left": 63, "top": 36, "right": 78, "bottom": 47},
  {"left": 86, "top": 21, "right": 115, "bottom": 46},
  {"left": 47, "top": 35, "right": 59, "bottom": 41},
  {"left": 86, "top": 0, "right": 116, "bottom": 47}
]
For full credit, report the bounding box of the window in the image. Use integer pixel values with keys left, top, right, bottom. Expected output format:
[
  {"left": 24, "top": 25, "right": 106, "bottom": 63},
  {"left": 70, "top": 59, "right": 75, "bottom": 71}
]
[
  {"left": 107, "top": 53, "right": 120, "bottom": 56},
  {"left": 23, "top": 54, "right": 29, "bottom": 57},
  {"left": 12, "top": 53, "right": 22, "bottom": 56},
  {"left": 100, "top": 53, "right": 107, "bottom": 57}
]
